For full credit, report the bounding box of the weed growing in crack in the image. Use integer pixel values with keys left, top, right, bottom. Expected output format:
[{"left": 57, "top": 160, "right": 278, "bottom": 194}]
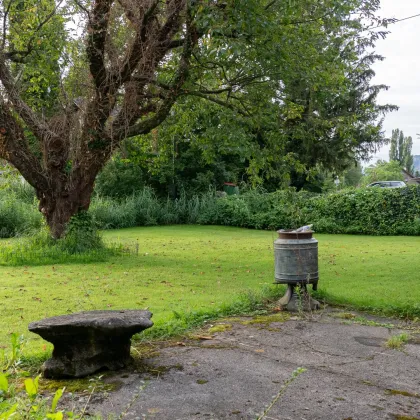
[
  {"left": 256, "top": 367, "right": 307, "bottom": 420},
  {"left": 385, "top": 333, "right": 410, "bottom": 350}
]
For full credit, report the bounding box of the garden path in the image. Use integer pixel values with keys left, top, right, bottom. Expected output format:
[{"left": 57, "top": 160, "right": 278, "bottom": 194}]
[{"left": 84, "top": 309, "right": 420, "bottom": 419}]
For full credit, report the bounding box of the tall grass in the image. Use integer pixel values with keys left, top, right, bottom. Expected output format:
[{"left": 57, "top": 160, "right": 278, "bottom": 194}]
[
  {"left": 0, "top": 185, "right": 219, "bottom": 239},
  {"left": 0, "top": 196, "right": 42, "bottom": 238},
  {"left": 90, "top": 188, "right": 217, "bottom": 229}
]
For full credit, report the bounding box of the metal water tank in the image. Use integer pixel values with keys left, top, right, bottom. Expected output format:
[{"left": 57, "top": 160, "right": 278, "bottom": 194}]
[{"left": 274, "top": 230, "right": 318, "bottom": 289}]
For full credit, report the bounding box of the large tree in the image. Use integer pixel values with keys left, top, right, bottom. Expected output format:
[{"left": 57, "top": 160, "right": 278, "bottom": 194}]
[
  {"left": 0, "top": 0, "right": 392, "bottom": 237},
  {"left": 115, "top": 1, "right": 396, "bottom": 193}
]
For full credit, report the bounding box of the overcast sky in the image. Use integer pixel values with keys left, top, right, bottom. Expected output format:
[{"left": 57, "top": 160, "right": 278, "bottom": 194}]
[{"left": 370, "top": 0, "right": 420, "bottom": 162}]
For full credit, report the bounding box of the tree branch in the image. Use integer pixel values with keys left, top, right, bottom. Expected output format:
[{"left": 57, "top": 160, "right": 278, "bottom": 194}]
[
  {"left": 74, "top": 0, "right": 91, "bottom": 18},
  {"left": 0, "top": 101, "right": 48, "bottom": 190},
  {"left": 86, "top": 0, "right": 113, "bottom": 91},
  {"left": 2, "top": 0, "right": 64, "bottom": 63},
  {"left": 157, "top": 0, "right": 185, "bottom": 45},
  {"left": 167, "top": 38, "right": 185, "bottom": 49},
  {"left": 180, "top": 90, "right": 249, "bottom": 116},
  {"left": 114, "top": 0, "right": 160, "bottom": 85},
  {"left": 1, "top": 0, "right": 13, "bottom": 51},
  {"left": 0, "top": 54, "right": 57, "bottom": 143},
  {"left": 118, "top": 1, "right": 193, "bottom": 140}
]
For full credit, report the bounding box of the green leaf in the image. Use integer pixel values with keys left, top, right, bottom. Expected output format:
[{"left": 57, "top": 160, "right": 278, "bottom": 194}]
[
  {"left": 0, "top": 374, "right": 8, "bottom": 392},
  {"left": 0, "top": 403, "right": 18, "bottom": 419},
  {"left": 24, "top": 375, "right": 40, "bottom": 399},
  {"left": 51, "top": 388, "right": 65, "bottom": 412},
  {"left": 47, "top": 413, "right": 64, "bottom": 420}
]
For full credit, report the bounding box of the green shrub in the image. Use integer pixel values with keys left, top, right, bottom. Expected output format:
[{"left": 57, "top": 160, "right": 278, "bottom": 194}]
[
  {"left": 0, "top": 212, "right": 115, "bottom": 266},
  {"left": 1, "top": 184, "right": 420, "bottom": 238},
  {"left": 95, "top": 157, "right": 145, "bottom": 198},
  {"left": 61, "top": 211, "right": 104, "bottom": 253},
  {"left": 0, "top": 193, "right": 42, "bottom": 238},
  {"left": 305, "top": 186, "right": 420, "bottom": 235}
]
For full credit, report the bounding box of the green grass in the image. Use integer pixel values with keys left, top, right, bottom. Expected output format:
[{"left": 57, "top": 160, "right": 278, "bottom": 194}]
[
  {"left": 0, "top": 226, "right": 420, "bottom": 360},
  {"left": 316, "top": 234, "right": 420, "bottom": 317},
  {"left": 385, "top": 333, "right": 410, "bottom": 350}
]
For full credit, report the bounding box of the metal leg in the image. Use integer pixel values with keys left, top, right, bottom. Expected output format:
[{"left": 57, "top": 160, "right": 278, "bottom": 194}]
[
  {"left": 278, "top": 283, "right": 320, "bottom": 312},
  {"left": 278, "top": 284, "right": 294, "bottom": 306}
]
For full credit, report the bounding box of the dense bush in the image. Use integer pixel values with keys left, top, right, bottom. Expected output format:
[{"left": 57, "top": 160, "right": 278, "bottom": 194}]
[
  {"left": 92, "top": 185, "right": 420, "bottom": 235},
  {"left": 94, "top": 158, "right": 145, "bottom": 198},
  {"left": 1, "top": 185, "right": 420, "bottom": 237},
  {"left": 305, "top": 187, "right": 420, "bottom": 235},
  {"left": 0, "top": 191, "right": 42, "bottom": 238}
]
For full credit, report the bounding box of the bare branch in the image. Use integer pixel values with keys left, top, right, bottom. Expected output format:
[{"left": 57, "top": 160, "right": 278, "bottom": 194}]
[
  {"left": 157, "top": 0, "right": 185, "bottom": 45},
  {"left": 74, "top": 0, "right": 90, "bottom": 18},
  {"left": 180, "top": 90, "right": 249, "bottom": 116},
  {"left": 193, "top": 86, "right": 233, "bottom": 95},
  {"left": 86, "top": 0, "right": 113, "bottom": 91},
  {"left": 167, "top": 38, "right": 185, "bottom": 49},
  {"left": 113, "top": 0, "right": 160, "bottom": 85},
  {"left": 1, "top": 0, "right": 13, "bottom": 51},
  {"left": 0, "top": 100, "right": 48, "bottom": 190},
  {"left": 119, "top": 0, "right": 193, "bottom": 139}
]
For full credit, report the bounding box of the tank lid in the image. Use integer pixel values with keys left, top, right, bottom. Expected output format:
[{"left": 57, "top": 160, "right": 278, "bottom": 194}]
[{"left": 277, "top": 229, "right": 313, "bottom": 240}]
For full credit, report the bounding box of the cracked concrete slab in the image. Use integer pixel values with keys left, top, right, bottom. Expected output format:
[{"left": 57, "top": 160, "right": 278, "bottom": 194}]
[{"left": 85, "top": 310, "right": 420, "bottom": 420}]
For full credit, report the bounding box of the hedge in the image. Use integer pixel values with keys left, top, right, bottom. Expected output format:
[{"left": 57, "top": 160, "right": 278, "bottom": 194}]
[{"left": 1, "top": 186, "right": 420, "bottom": 237}]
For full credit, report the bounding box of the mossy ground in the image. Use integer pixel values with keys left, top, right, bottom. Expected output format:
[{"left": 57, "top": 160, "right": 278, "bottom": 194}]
[
  {"left": 240, "top": 312, "right": 291, "bottom": 325},
  {"left": 38, "top": 376, "right": 121, "bottom": 394},
  {"left": 208, "top": 324, "right": 232, "bottom": 333}
]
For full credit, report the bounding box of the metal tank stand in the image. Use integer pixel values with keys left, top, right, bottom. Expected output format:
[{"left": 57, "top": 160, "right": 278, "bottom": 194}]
[
  {"left": 274, "top": 229, "right": 320, "bottom": 312},
  {"left": 278, "top": 284, "right": 320, "bottom": 312}
]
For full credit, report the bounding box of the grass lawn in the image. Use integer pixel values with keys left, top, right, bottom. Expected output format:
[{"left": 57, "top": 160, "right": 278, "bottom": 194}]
[{"left": 0, "top": 225, "right": 419, "bottom": 357}]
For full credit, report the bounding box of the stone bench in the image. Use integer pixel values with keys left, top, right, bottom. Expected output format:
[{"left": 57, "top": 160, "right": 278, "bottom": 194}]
[{"left": 29, "top": 310, "right": 153, "bottom": 379}]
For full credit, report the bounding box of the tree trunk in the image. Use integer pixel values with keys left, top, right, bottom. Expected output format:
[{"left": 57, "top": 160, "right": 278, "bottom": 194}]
[{"left": 38, "top": 181, "right": 95, "bottom": 239}]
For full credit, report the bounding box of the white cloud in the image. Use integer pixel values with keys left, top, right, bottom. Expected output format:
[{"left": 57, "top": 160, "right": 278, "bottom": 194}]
[{"left": 371, "top": 0, "right": 420, "bottom": 160}]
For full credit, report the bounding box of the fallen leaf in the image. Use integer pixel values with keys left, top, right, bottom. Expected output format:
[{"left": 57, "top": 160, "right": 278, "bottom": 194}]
[{"left": 147, "top": 408, "right": 161, "bottom": 414}]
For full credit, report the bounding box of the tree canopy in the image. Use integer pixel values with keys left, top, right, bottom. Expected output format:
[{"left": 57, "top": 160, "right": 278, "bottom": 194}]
[
  {"left": 362, "top": 160, "right": 404, "bottom": 186},
  {"left": 118, "top": 0, "right": 396, "bottom": 193},
  {"left": 0, "top": 0, "right": 395, "bottom": 236}
]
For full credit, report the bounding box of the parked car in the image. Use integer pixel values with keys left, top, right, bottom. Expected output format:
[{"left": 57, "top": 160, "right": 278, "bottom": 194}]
[{"left": 367, "top": 181, "right": 406, "bottom": 188}]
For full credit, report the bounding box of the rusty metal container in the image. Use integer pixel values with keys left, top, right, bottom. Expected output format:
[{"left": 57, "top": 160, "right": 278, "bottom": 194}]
[{"left": 274, "top": 230, "right": 318, "bottom": 288}]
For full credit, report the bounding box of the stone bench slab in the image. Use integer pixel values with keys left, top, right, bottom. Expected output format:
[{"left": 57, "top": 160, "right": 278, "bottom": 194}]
[{"left": 29, "top": 310, "right": 153, "bottom": 379}]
